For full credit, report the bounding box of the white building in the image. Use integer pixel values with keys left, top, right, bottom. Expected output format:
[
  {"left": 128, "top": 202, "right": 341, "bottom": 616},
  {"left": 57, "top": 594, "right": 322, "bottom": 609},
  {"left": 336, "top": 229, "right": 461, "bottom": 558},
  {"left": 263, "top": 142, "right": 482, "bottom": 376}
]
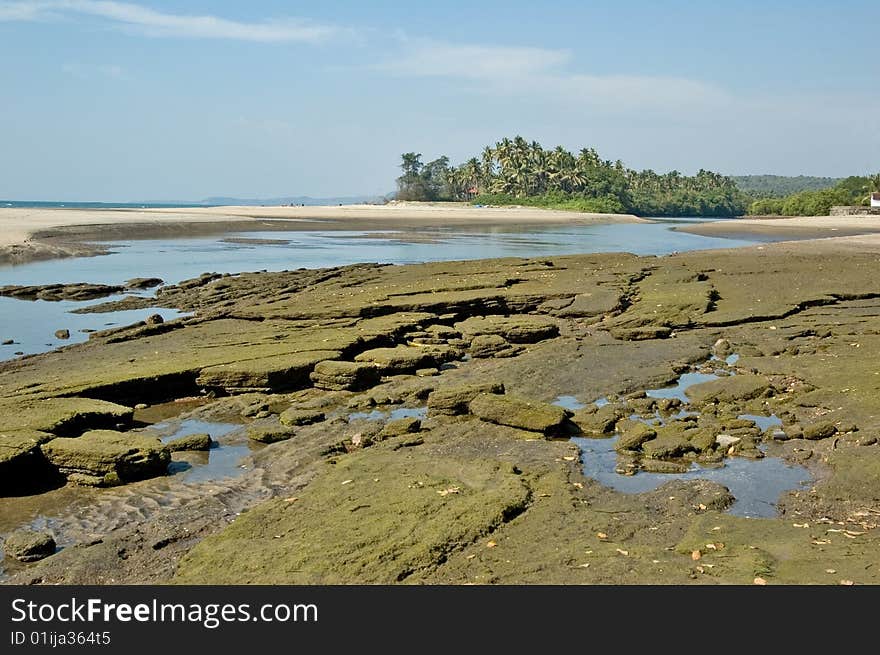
[{"left": 872, "top": 192, "right": 880, "bottom": 208}]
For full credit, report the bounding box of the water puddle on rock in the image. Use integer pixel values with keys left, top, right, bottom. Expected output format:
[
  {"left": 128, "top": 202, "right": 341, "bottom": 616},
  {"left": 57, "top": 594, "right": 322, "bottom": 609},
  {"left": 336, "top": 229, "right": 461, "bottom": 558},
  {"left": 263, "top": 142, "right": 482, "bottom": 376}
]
[
  {"left": 555, "top": 359, "right": 812, "bottom": 518},
  {"left": 151, "top": 419, "right": 259, "bottom": 484},
  {"left": 347, "top": 406, "right": 428, "bottom": 422}
]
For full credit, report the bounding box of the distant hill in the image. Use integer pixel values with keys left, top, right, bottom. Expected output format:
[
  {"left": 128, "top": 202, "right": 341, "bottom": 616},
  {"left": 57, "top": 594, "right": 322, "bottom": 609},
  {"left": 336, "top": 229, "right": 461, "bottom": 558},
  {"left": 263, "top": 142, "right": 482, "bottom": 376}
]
[
  {"left": 732, "top": 175, "right": 842, "bottom": 197},
  {"left": 198, "top": 195, "right": 386, "bottom": 206}
]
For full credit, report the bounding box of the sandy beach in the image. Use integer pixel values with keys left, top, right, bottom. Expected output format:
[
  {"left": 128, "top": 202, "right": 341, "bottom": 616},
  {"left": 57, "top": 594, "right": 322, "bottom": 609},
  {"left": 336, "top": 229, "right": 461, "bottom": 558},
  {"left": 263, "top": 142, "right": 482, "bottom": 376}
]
[
  {"left": 0, "top": 203, "right": 644, "bottom": 265},
  {"left": 677, "top": 214, "right": 880, "bottom": 240}
]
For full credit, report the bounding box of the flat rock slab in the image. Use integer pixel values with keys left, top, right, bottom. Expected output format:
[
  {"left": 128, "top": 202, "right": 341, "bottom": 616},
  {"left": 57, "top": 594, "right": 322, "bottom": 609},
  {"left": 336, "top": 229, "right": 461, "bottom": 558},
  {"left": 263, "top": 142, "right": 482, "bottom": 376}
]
[
  {"left": 247, "top": 425, "right": 296, "bottom": 444},
  {"left": 354, "top": 346, "right": 456, "bottom": 374},
  {"left": 0, "top": 398, "right": 134, "bottom": 436},
  {"left": 310, "top": 360, "right": 379, "bottom": 391},
  {"left": 686, "top": 375, "right": 772, "bottom": 404},
  {"left": 455, "top": 315, "right": 560, "bottom": 344},
  {"left": 279, "top": 408, "right": 325, "bottom": 427},
  {"left": 427, "top": 382, "right": 505, "bottom": 416},
  {"left": 41, "top": 430, "right": 170, "bottom": 486},
  {"left": 167, "top": 432, "right": 212, "bottom": 452},
  {"left": 469, "top": 393, "right": 570, "bottom": 435},
  {"left": 197, "top": 350, "right": 341, "bottom": 393}
]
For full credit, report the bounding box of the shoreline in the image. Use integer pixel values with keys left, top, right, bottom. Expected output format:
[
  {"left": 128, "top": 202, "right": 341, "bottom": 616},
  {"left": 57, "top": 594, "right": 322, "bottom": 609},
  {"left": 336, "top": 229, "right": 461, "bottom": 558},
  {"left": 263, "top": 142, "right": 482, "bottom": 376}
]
[
  {"left": 0, "top": 203, "right": 645, "bottom": 266},
  {"left": 676, "top": 214, "right": 880, "bottom": 240}
]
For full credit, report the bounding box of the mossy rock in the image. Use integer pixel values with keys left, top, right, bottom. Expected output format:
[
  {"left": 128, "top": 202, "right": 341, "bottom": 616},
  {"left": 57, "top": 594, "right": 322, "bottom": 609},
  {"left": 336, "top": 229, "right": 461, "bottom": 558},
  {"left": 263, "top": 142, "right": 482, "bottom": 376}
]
[
  {"left": 803, "top": 421, "right": 837, "bottom": 441},
  {"left": 378, "top": 417, "right": 422, "bottom": 439},
  {"left": 247, "top": 425, "right": 296, "bottom": 444},
  {"left": 455, "top": 315, "right": 559, "bottom": 344},
  {"left": 686, "top": 375, "right": 771, "bottom": 405},
  {"left": 310, "top": 360, "right": 380, "bottom": 391},
  {"left": 572, "top": 405, "right": 623, "bottom": 437},
  {"left": 469, "top": 334, "right": 513, "bottom": 358},
  {"left": 279, "top": 408, "right": 325, "bottom": 427},
  {"left": 0, "top": 398, "right": 134, "bottom": 437},
  {"left": 167, "top": 432, "right": 212, "bottom": 452},
  {"left": 427, "top": 382, "right": 505, "bottom": 416},
  {"left": 469, "top": 393, "right": 570, "bottom": 436},
  {"left": 641, "top": 432, "right": 694, "bottom": 459},
  {"left": 615, "top": 420, "right": 656, "bottom": 451},
  {"left": 197, "top": 350, "right": 341, "bottom": 393},
  {"left": 354, "top": 346, "right": 455, "bottom": 374},
  {"left": 41, "top": 430, "right": 169, "bottom": 486},
  {"left": 609, "top": 326, "right": 673, "bottom": 341}
]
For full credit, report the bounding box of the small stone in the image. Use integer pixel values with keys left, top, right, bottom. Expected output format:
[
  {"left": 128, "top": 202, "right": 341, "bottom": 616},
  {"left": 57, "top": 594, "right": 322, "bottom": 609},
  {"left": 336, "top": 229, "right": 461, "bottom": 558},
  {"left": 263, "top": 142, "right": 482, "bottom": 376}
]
[
  {"left": 415, "top": 368, "right": 439, "bottom": 377},
  {"left": 146, "top": 314, "right": 164, "bottom": 325},
  {"left": 134, "top": 403, "right": 148, "bottom": 410},
  {"left": 1, "top": 339, "right": 13, "bottom": 346},
  {"left": 3, "top": 529, "right": 56, "bottom": 562},
  {"left": 712, "top": 338, "right": 732, "bottom": 357},
  {"left": 54, "top": 329, "right": 70, "bottom": 339}
]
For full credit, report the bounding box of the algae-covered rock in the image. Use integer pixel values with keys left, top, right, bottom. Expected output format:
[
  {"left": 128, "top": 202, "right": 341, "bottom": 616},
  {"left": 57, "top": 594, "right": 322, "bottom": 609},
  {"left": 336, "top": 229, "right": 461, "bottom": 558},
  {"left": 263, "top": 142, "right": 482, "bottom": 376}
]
[
  {"left": 2, "top": 398, "right": 134, "bottom": 437},
  {"left": 641, "top": 433, "right": 693, "bottom": 459},
  {"left": 609, "top": 326, "right": 672, "bottom": 341},
  {"left": 455, "top": 315, "right": 559, "bottom": 344},
  {"left": 279, "top": 408, "right": 325, "bottom": 427},
  {"left": 639, "top": 459, "right": 690, "bottom": 474},
  {"left": 469, "top": 393, "right": 570, "bottom": 436},
  {"left": 427, "top": 382, "right": 505, "bottom": 416},
  {"left": 197, "top": 350, "right": 341, "bottom": 393},
  {"left": 310, "top": 360, "right": 380, "bottom": 391},
  {"left": 803, "top": 421, "right": 837, "bottom": 441},
  {"left": 41, "top": 430, "right": 170, "bottom": 486},
  {"left": 378, "top": 417, "right": 422, "bottom": 439},
  {"left": 469, "top": 334, "right": 514, "bottom": 358},
  {"left": 3, "top": 529, "right": 56, "bottom": 562},
  {"left": 615, "top": 420, "right": 656, "bottom": 451},
  {"left": 166, "top": 432, "right": 212, "bottom": 452},
  {"left": 572, "top": 404, "right": 623, "bottom": 437},
  {"left": 354, "top": 346, "right": 455, "bottom": 374},
  {"left": 685, "top": 374, "right": 771, "bottom": 405},
  {"left": 247, "top": 425, "right": 296, "bottom": 444}
]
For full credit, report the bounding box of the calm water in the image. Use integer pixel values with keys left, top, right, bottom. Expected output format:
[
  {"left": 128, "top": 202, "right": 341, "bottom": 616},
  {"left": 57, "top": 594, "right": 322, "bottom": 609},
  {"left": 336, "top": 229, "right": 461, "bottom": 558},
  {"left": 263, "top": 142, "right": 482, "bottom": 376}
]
[{"left": 0, "top": 221, "right": 760, "bottom": 362}]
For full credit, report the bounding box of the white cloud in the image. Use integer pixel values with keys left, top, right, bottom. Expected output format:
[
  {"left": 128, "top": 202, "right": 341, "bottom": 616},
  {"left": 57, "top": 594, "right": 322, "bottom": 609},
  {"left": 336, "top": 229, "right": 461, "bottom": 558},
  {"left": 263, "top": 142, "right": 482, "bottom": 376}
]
[
  {"left": 382, "top": 41, "right": 571, "bottom": 80},
  {"left": 0, "top": 0, "right": 338, "bottom": 42}
]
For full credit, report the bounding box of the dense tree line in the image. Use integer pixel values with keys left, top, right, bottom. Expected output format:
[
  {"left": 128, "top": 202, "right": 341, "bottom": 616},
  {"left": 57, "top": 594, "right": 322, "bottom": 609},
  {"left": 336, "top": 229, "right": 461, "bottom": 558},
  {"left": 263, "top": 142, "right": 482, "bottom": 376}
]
[
  {"left": 396, "top": 136, "right": 747, "bottom": 217},
  {"left": 747, "top": 175, "right": 880, "bottom": 216},
  {"left": 732, "top": 175, "right": 841, "bottom": 198}
]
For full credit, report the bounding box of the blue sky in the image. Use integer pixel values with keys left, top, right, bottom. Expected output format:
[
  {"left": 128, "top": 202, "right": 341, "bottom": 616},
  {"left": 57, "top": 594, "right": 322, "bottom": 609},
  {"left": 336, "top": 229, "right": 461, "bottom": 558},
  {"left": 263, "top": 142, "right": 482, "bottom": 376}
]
[{"left": 1, "top": 0, "right": 878, "bottom": 201}]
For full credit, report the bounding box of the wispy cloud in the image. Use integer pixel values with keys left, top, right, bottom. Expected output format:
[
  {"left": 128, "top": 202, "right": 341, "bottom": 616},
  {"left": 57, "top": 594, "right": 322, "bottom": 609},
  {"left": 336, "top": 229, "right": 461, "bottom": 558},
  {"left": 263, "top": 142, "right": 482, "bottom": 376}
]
[
  {"left": 0, "top": 0, "right": 339, "bottom": 42},
  {"left": 379, "top": 38, "right": 728, "bottom": 115},
  {"left": 381, "top": 40, "right": 571, "bottom": 80}
]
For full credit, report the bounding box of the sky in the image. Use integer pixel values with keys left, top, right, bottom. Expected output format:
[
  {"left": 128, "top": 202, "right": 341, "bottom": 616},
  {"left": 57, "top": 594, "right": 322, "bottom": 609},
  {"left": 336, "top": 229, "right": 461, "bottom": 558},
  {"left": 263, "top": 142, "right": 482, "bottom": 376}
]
[{"left": 0, "top": 0, "right": 878, "bottom": 201}]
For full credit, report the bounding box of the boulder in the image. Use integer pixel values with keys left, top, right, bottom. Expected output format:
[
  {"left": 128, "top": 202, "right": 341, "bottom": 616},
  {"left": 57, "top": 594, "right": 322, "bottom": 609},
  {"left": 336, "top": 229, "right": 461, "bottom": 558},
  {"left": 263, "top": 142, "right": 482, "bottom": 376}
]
[
  {"left": 41, "top": 430, "right": 170, "bottom": 486},
  {"left": 641, "top": 433, "right": 693, "bottom": 459},
  {"left": 427, "top": 382, "right": 505, "bottom": 416},
  {"left": 712, "top": 338, "right": 732, "bottom": 357},
  {"left": 803, "top": 421, "right": 838, "bottom": 441},
  {"left": 455, "top": 315, "right": 559, "bottom": 344},
  {"left": 279, "top": 408, "right": 325, "bottom": 427},
  {"left": 469, "top": 393, "right": 570, "bottom": 436},
  {"left": 167, "top": 432, "right": 212, "bottom": 452},
  {"left": 3, "top": 529, "right": 56, "bottom": 562},
  {"left": 378, "top": 417, "right": 422, "bottom": 439},
  {"left": 685, "top": 375, "right": 772, "bottom": 405},
  {"left": 714, "top": 434, "right": 742, "bottom": 449},
  {"left": 247, "top": 425, "right": 296, "bottom": 444},
  {"left": 54, "top": 329, "right": 70, "bottom": 340},
  {"left": 354, "top": 346, "right": 457, "bottom": 374},
  {"left": 310, "top": 360, "right": 380, "bottom": 391},
  {"left": 197, "top": 350, "right": 341, "bottom": 393},
  {"left": 615, "top": 420, "right": 656, "bottom": 451}
]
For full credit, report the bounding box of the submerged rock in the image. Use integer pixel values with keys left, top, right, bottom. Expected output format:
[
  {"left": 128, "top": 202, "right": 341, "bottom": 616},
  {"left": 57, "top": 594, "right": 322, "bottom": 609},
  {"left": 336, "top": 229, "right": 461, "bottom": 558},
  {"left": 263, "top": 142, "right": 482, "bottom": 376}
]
[
  {"left": 469, "top": 393, "right": 570, "bottom": 436},
  {"left": 3, "top": 529, "right": 56, "bottom": 562},
  {"left": 41, "top": 430, "right": 170, "bottom": 486}
]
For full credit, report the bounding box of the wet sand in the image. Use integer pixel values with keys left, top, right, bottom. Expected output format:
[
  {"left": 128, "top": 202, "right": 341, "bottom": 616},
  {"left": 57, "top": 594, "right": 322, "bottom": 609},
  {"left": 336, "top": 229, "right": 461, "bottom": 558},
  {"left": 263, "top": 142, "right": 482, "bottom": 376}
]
[{"left": 0, "top": 203, "right": 644, "bottom": 265}]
